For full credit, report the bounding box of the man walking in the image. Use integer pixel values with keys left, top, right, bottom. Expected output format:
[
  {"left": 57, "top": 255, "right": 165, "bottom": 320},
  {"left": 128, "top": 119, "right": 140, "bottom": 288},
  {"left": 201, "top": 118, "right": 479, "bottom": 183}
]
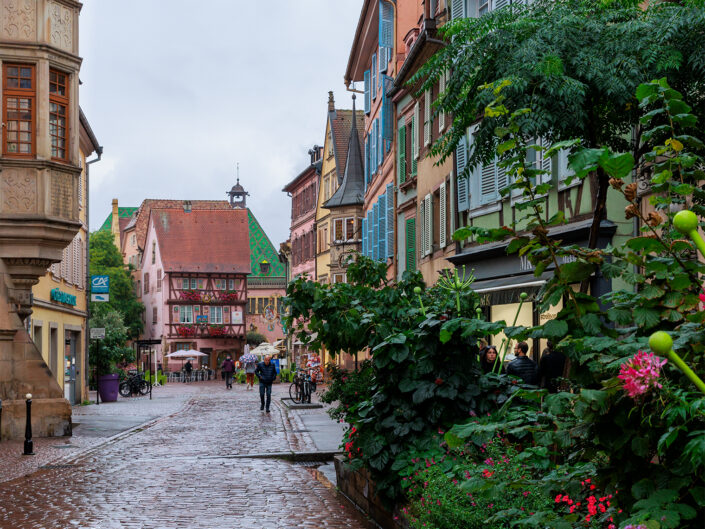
[
  {"left": 184, "top": 359, "right": 193, "bottom": 383},
  {"left": 221, "top": 355, "right": 235, "bottom": 389},
  {"left": 244, "top": 357, "right": 257, "bottom": 390},
  {"left": 506, "top": 341, "right": 539, "bottom": 385},
  {"left": 255, "top": 355, "right": 277, "bottom": 413}
]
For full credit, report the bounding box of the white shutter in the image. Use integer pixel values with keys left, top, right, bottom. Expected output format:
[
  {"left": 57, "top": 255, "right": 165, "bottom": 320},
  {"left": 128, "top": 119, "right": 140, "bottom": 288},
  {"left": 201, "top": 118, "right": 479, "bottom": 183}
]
[
  {"left": 494, "top": 0, "right": 511, "bottom": 10},
  {"left": 480, "top": 159, "right": 497, "bottom": 204},
  {"left": 451, "top": 0, "right": 466, "bottom": 19},
  {"left": 541, "top": 137, "right": 553, "bottom": 183},
  {"left": 439, "top": 182, "right": 447, "bottom": 248},
  {"left": 558, "top": 149, "right": 574, "bottom": 184},
  {"left": 72, "top": 236, "right": 79, "bottom": 286},
  {"left": 449, "top": 171, "right": 456, "bottom": 236},
  {"left": 61, "top": 245, "right": 69, "bottom": 281},
  {"left": 424, "top": 89, "right": 431, "bottom": 147},
  {"left": 456, "top": 137, "right": 469, "bottom": 212},
  {"left": 424, "top": 194, "right": 433, "bottom": 256},
  {"left": 418, "top": 199, "right": 425, "bottom": 259},
  {"left": 438, "top": 71, "right": 446, "bottom": 133},
  {"left": 413, "top": 102, "right": 420, "bottom": 160},
  {"left": 496, "top": 163, "right": 508, "bottom": 197},
  {"left": 78, "top": 171, "right": 83, "bottom": 207}
]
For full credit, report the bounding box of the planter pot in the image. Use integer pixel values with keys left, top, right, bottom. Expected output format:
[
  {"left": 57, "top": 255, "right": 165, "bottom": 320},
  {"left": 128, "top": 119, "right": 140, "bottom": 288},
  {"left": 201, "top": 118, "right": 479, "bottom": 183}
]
[{"left": 98, "top": 374, "right": 120, "bottom": 402}]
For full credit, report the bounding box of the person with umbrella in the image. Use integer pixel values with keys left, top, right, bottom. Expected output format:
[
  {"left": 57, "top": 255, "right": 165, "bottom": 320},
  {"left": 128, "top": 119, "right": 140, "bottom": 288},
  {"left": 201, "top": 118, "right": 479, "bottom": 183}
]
[
  {"left": 255, "top": 355, "right": 277, "bottom": 413},
  {"left": 241, "top": 352, "right": 257, "bottom": 391}
]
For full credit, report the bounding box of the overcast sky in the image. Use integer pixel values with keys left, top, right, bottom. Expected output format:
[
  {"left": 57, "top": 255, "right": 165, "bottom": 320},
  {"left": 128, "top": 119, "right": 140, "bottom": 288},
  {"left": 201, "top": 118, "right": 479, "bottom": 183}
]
[{"left": 79, "top": 0, "right": 362, "bottom": 245}]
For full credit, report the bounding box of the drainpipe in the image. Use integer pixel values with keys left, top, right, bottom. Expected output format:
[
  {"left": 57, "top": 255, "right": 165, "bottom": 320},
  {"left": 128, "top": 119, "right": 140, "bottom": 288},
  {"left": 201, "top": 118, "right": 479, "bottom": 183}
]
[{"left": 85, "top": 145, "right": 103, "bottom": 400}]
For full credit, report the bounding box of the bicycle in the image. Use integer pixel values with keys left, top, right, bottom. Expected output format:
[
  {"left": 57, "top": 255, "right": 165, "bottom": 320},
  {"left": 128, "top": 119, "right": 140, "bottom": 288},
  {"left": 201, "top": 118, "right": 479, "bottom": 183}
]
[
  {"left": 289, "top": 369, "right": 312, "bottom": 404},
  {"left": 119, "top": 372, "right": 150, "bottom": 397}
]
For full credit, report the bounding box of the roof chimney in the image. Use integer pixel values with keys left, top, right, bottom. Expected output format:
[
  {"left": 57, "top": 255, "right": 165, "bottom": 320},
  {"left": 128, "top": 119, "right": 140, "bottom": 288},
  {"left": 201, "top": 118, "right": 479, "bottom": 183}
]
[{"left": 328, "top": 91, "right": 335, "bottom": 112}]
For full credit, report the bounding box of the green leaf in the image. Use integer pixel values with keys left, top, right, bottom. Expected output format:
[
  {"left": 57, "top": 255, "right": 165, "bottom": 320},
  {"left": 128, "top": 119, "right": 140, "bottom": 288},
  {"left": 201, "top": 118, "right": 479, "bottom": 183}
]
[
  {"left": 412, "top": 382, "right": 436, "bottom": 404},
  {"left": 580, "top": 313, "right": 602, "bottom": 335},
  {"left": 559, "top": 261, "right": 595, "bottom": 282},
  {"left": 627, "top": 237, "right": 665, "bottom": 253},
  {"left": 568, "top": 147, "right": 607, "bottom": 177},
  {"left": 636, "top": 82, "right": 659, "bottom": 101},
  {"left": 632, "top": 478, "right": 656, "bottom": 500},
  {"left": 600, "top": 152, "right": 635, "bottom": 179},
  {"left": 507, "top": 237, "right": 530, "bottom": 254},
  {"left": 633, "top": 307, "right": 661, "bottom": 328}
]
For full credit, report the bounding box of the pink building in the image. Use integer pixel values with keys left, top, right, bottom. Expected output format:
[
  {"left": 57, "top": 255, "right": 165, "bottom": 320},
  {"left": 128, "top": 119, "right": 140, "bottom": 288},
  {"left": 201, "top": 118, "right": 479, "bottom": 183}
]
[
  {"left": 283, "top": 146, "right": 322, "bottom": 279},
  {"left": 140, "top": 206, "right": 251, "bottom": 371}
]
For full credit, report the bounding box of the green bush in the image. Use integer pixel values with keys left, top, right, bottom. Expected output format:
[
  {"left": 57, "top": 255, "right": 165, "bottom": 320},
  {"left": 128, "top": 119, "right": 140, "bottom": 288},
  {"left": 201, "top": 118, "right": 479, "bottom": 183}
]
[{"left": 280, "top": 368, "right": 292, "bottom": 383}]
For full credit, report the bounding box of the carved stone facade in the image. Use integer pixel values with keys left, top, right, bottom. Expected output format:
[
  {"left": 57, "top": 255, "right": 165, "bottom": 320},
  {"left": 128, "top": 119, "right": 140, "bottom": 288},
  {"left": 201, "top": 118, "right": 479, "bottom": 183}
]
[{"left": 0, "top": 0, "right": 83, "bottom": 440}]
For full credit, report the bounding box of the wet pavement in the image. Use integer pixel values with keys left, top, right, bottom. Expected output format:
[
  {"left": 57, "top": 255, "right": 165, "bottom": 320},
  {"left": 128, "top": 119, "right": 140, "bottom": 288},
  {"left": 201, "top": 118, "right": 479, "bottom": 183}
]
[{"left": 0, "top": 381, "right": 370, "bottom": 529}]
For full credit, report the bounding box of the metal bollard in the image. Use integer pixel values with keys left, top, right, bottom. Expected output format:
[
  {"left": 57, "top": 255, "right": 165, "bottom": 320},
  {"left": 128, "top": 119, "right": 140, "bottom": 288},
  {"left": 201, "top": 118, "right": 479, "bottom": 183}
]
[{"left": 22, "top": 393, "right": 34, "bottom": 456}]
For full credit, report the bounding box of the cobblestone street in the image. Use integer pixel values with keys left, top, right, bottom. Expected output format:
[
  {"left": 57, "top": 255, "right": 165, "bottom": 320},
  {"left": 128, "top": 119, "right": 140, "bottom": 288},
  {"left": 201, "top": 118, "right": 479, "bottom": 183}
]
[{"left": 0, "top": 382, "right": 369, "bottom": 529}]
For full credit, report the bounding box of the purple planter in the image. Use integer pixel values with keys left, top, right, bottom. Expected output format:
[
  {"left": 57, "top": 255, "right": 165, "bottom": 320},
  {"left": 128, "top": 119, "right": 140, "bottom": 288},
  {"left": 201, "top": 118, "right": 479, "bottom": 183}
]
[{"left": 98, "top": 374, "right": 120, "bottom": 402}]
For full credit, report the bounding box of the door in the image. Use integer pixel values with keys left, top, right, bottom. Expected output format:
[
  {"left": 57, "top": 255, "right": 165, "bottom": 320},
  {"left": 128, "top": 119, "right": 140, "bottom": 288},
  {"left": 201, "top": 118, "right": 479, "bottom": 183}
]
[{"left": 64, "top": 331, "right": 77, "bottom": 404}]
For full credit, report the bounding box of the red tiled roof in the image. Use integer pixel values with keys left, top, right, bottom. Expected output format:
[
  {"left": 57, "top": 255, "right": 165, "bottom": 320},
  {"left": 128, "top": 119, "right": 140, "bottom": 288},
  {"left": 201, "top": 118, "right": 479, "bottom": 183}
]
[
  {"left": 150, "top": 208, "right": 250, "bottom": 274},
  {"left": 330, "top": 109, "right": 365, "bottom": 182},
  {"left": 134, "top": 199, "right": 231, "bottom": 250}
]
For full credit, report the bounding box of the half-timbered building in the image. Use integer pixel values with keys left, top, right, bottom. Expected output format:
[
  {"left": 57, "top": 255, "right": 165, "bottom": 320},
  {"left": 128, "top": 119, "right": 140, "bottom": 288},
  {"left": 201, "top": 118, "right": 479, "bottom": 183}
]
[{"left": 140, "top": 206, "right": 251, "bottom": 370}]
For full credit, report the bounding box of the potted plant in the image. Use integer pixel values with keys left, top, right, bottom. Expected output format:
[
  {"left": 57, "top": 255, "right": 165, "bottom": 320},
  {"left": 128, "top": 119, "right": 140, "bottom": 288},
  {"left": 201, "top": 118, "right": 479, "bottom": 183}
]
[
  {"left": 208, "top": 324, "right": 227, "bottom": 336},
  {"left": 176, "top": 324, "right": 197, "bottom": 337},
  {"left": 89, "top": 307, "right": 135, "bottom": 402},
  {"left": 179, "top": 289, "right": 201, "bottom": 302}
]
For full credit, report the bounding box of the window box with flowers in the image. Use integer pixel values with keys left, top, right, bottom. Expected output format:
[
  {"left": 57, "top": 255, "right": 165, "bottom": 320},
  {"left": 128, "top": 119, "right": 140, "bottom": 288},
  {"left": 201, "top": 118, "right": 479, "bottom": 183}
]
[
  {"left": 179, "top": 290, "right": 201, "bottom": 302},
  {"left": 219, "top": 291, "right": 239, "bottom": 303},
  {"left": 208, "top": 325, "right": 227, "bottom": 337},
  {"left": 176, "top": 324, "right": 197, "bottom": 337}
]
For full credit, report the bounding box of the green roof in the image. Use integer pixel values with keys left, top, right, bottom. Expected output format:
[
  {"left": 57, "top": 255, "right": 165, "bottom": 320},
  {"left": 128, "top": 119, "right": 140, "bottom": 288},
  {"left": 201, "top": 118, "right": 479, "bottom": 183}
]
[
  {"left": 248, "top": 209, "right": 284, "bottom": 278},
  {"left": 98, "top": 207, "right": 138, "bottom": 232}
]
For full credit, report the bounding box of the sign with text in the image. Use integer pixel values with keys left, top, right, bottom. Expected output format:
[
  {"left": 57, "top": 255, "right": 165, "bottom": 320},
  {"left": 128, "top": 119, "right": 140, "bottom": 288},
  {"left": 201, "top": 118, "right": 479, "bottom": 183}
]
[
  {"left": 91, "top": 293, "right": 109, "bottom": 302},
  {"left": 232, "top": 311, "right": 243, "bottom": 325},
  {"left": 91, "top": 275, "right": 110, "bottom": 293},
  {"left": 90, "top": 328, "right": 106, "bottom": 339},
  {"left": 51, "top": 288, "right": 76, "bottom": 306}
]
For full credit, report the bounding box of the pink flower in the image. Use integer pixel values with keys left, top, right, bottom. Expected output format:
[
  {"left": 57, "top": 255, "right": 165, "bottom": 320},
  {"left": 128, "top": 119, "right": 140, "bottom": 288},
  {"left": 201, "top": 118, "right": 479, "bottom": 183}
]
[
  {"left": 618, "top": 350, "right": 667, "bottom": 398},
  {"left": 699, "top": 293, "right": 705, "bottom": 304}
]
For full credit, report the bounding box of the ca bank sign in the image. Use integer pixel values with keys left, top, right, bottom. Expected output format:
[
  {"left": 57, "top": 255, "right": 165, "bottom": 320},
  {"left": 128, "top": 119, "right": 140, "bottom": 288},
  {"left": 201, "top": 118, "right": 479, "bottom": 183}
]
[{"left": 91, "top": 275, "right": 110, "bottom": 293}]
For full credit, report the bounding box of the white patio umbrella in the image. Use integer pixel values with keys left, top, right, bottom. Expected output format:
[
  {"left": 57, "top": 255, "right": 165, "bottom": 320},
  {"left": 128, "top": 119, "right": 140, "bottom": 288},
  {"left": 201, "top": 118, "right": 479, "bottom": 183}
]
[{"left": 165, "top": 349, "right": 208, "bottom": 358}]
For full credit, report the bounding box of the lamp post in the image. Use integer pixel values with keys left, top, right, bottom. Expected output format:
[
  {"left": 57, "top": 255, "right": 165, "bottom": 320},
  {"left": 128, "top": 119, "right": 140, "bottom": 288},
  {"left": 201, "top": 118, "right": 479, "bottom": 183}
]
[{"left": 23, "top": 393, "right": 34, "bottom": 455}]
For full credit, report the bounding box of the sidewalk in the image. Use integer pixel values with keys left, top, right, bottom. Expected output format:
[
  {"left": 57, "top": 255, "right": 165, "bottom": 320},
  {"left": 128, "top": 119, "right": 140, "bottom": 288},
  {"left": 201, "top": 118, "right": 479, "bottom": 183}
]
[{"left": 0, "top": 380, "right": 346, "bottom": 486}]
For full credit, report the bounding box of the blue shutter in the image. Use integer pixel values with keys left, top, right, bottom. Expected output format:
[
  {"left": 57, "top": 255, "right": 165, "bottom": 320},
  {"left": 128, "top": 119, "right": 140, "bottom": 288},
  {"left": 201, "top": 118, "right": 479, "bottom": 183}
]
[
  {"left": 386, "top": 183, "right": 394, "bottom": 258},
  {"left": 381, "top": 76, "right": 393, "bottom": 143},
  {"left": 362, "top": 216, "right": 368, "bottom": 256},
  {"left": 378, "top": 194, "right": 387, "bottom": 260},
  {"left": 370, "top": 122, "right": 377, "bottom": 175},
  {"left": 364, "top": 70, "right": 371, "bottom": 114},
  {"left": 367, "top": 210, "right": 374, "bottom": 257},
  {"left": 371, "top": 54, "right": 377, "bottom": 101},
  {"left": 456, "top": 137, "right": 469, "bottom": 212},
  {"left": 377, "top": 118, "right": 382, "bottom": 166},
  {"left": 372, "top": 202, "right": 380, "bottom": 261},
  {"left": 379, "top": 47, "right": 387, "bottom": 76},
  {"left": 379, "top": 0, "right": 393, "bottom": 48},
  {"left": 365, "top": 137, "right": 370, "bottom": 187}
]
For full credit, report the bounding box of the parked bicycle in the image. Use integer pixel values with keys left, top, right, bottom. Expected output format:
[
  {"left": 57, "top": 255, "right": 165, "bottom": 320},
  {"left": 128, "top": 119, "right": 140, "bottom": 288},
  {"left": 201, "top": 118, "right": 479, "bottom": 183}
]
[
  {"left": 289, "top": 369, "right": 313, "bottom": 404},
  {"left": 119, "top": 372, "right": 150, "bottom": 397}
]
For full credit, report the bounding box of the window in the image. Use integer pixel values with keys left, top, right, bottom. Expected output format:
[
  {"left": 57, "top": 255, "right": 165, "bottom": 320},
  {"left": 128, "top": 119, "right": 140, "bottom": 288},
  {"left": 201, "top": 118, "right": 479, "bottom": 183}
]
[
  {"left": 191, "top": 278, "right": 198, "bottom": 289},
  {"left": 143, "top": 273, "right": 149, "bottom": 294},
  {"left": 327, "top": 130, "right": 333, "bottom": 157},
  {"left": 181, "top": 278, "right": 189, "bottom": 289},
  {"left": 152, "top": 241, "right": 156, "bottom": 264},
  {"left": 179, "top": 305, "right": 193, "bottom": 323},
  {"left": 157, "top": 270, "right": 162, "bottom": 292},
  {"left": 214, "top": 279, "right": 226, "bottom": 290},
  {"left": 49, "top": 69, "right": 68, "bottom": 161},
  {"left": 3, "top": 64, "right": 35, "bottom": 157},
  {"left": 176, "top": 342, "right": 191, "bottom": 351},
  {"left": 333, "top": 273, "right": 346, "bottom": 284},
  {"left": 136, "top": 280, "right": 141, "bottom": 296},
  {"left": 228, "top": 279, "right": 235, "bottom": 290},
  {"left": 333, "top": 218, "right": 344, "bottom": 243},
  {"left": 152, "top": 307, "right": 158, "bottom": 325},
  {"left": 131, "top": 234, "right": 136, "bottom": 246},
  {"left": 210, "top": 306, "right": 223, "bottom": 324},
  {"left": 346, "top": 218, "right": 356, "bottom": 241},
  {"left": 257, "top": 298, "right": 266, "bottom": 315}
]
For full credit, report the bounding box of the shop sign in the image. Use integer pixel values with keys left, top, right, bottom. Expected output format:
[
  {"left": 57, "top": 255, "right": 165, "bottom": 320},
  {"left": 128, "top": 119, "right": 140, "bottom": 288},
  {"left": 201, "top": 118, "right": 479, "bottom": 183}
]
[
  {"left": 91, "top": 275, "right": 110, "bottom": 293},
  {"left": 51, "top": 288, "right": 76, "bottom": 306}
]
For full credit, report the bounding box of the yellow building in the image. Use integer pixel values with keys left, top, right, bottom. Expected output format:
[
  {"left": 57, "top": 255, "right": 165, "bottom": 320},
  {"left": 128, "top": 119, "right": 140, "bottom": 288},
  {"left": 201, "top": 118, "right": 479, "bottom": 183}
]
[{"left": 29, "top": 109, "right": 101, "bottom": 405}]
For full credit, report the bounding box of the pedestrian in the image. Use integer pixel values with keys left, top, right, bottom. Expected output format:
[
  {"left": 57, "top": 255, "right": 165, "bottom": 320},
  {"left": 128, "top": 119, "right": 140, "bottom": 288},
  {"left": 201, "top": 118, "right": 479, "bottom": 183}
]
[
  {"left": 221, "top": 355, "right": 235, "bottom": 389},
  {"left": 505, "top": 341, "right": 539, "bottom": 385},
  {"left": 255, "top": 355, "right": 278, "bottom": 413},
  {"left": 184, "top": 360, "right": 193, "bottom": 383},
  {"left": 244, "top": 357, "right": 257, "bottom": 390},
  {"left": 480, "top": 345, "right": 502, "bottom": 374},
  {"left": 539, "top": 340, "right": 566, "bottom": 393}
]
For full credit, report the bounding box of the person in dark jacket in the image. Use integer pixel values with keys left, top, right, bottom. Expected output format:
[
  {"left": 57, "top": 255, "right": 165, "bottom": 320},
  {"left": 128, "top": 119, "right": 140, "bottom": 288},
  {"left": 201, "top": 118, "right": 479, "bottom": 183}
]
[
  {"left": 255, "top": 355, "right": 278, "bottom": 413},
  {"left": 480, "top": 346, "right": 502, "bottom": 374},
  {"left": 184, "top": 360, "right": 193, "bottom": 383},
  {"left": 506, "top": 341, "right": 539, "bottom": 385},
  {"left": 221, "top": 356, "right": 235, "bottom": 389},
  {"left": 539, "top": 341, "right": 566, "bottom": 393}
]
